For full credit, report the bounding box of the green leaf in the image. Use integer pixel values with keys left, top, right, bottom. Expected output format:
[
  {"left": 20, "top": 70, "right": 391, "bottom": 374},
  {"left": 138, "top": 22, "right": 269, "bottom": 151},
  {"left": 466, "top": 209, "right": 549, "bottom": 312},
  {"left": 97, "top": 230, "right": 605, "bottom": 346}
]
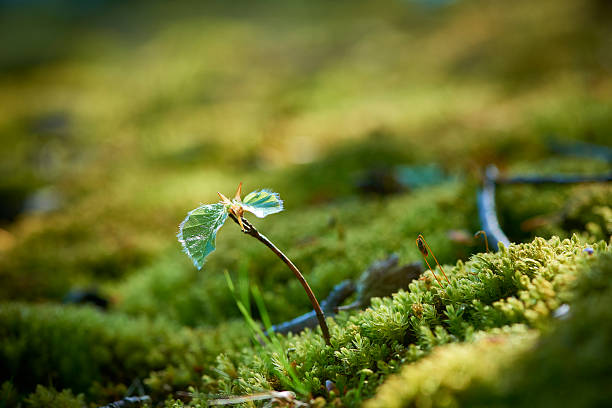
[
  {"left": 242, "top": 189, "right": 284, "bottom": 218},
  {"left": 177, "top": 203, "right": 228, "bottom": 269}
]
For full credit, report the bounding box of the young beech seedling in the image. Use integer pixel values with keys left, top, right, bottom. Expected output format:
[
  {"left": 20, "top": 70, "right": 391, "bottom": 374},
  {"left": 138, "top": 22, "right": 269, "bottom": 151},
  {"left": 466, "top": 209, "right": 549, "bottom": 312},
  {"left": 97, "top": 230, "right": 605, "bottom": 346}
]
[{"left": 177, "top": 183, "right": 331, "bottom": 345}]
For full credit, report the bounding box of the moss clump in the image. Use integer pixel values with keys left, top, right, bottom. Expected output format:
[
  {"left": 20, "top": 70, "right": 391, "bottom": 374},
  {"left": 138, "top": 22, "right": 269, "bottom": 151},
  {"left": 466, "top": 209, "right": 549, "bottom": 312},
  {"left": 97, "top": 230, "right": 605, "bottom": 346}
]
[
  {"left": 199, "top": 236, "right": 607, "bottom": 406},
  {"left": 22, "top": 385, "right": 85, "bottom": 408},
  {"left": 0, "top": 303, "right": 245, "bottom": 404},
  {"left": 367, "top": 247, "right": 612, "bottom": 408},
  {"left": 497, "top": 181, "right": 612, "bottom": 243},
  {"left": 365, "top": 327, "right": 538, "bottom": 408},
  {"left": 497, "top": 249, "right": 612, "bottom": 408}
]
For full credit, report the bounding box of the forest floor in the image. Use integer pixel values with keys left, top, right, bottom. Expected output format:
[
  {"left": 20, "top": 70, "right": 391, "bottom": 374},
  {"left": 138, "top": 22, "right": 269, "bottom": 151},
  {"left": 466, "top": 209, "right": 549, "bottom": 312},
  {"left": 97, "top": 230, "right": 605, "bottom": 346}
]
[{"left": 0, "top": 0, "right": 611, "bottom": 407}]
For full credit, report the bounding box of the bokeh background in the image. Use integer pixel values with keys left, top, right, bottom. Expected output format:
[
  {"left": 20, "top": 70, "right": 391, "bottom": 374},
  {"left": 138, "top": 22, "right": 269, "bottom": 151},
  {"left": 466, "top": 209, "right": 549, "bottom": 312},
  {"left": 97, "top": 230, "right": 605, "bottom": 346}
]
[{"left": 0, "top": 0, "right": 611, "bottom": 406}]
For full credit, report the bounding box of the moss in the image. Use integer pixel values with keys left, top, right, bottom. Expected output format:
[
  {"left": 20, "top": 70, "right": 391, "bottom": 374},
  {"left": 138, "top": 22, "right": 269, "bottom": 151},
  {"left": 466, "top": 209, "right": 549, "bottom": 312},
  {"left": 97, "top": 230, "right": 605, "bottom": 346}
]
[
  {"left": 365, "top": 327, "right": 538, "bottom": 408},
  {"left": 0, "top": 303, "right": 247, "bottom": 404},
  {"left": 0, "top": 0, "right": 610, "bottom": 405},
  {"left": 0, "top": 381, "right": 19, "bottom": 408},
  {"left": 196, "top": 237, "right": 607, "bottom": 406},
  {"left": 497, "top": 180, "right": 611, "bottom": 243},
  {"left": 23, "top": 385, "right": 84, "bottom": 408},
  {"left": 366, "top": 245, "right": 612, "bottom": 408},
  {"left": 495, "top": 250, "right": 612, "bottom": 407},
  {"left": 2, "top": 0, "right": 611, "bottom": 304}
]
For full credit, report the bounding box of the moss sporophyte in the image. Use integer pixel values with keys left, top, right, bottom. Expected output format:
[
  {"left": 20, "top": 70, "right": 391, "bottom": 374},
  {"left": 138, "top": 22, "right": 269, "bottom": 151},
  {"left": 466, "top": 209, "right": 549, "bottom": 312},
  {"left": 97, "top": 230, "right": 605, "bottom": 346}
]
[
  {"left": 416, "top": 234, "right": 450, "bottom": 287},
  {"left": 177, "top": 183, "right": 331, "bottom": 345}
]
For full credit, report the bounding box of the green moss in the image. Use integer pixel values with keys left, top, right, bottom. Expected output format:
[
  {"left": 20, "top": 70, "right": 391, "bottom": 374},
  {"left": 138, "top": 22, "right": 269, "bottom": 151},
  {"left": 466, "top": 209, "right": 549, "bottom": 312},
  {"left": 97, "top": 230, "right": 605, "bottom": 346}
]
[
  {"left": 23, "top": 385, "right": 84, "bottom": 408},
  {"left": 196, "top": 237, "right": 607, "bottom": 406},
  {"left": 367, "top": 245, "right": 612, "bottom": 408},
  {"left": 365, "top": 327, "right": 538, "bottom": 408},
  {"left": 495, "top": 249, "right": 612, "bottom": 407},
  {"left": 0, "top": 303, "right": 247, "bottom": 404},
  {"left": 0, "top": 381, "right": 19, "bottom": 408},
  {"left": 0, "top": 0, "right": 610, "bottom": 405}
]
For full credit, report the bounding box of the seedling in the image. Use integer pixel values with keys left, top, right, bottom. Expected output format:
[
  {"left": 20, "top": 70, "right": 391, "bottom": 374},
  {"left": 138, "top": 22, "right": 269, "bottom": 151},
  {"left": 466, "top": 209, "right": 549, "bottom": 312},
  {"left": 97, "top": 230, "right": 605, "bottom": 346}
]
[
  {"left": 177, "top": 183, "right": 331, "bottom": 345},
  {"left": 416, "top": 234, "right": 450, "bottom": 286}
]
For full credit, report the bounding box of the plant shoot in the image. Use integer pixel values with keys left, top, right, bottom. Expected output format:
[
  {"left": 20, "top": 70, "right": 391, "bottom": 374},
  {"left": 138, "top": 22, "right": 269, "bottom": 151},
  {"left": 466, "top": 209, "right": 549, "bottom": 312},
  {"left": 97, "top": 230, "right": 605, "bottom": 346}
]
[{"left": 178, "top": 183, "right": 331, "bottom": 345}]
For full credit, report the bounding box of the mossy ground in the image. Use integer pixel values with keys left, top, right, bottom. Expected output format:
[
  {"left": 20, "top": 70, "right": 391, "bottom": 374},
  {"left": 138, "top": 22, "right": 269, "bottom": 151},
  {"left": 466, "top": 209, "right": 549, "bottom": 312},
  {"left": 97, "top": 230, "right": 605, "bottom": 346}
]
[{"left": 0, "top": 0, "right": 611, "bottom": 406}]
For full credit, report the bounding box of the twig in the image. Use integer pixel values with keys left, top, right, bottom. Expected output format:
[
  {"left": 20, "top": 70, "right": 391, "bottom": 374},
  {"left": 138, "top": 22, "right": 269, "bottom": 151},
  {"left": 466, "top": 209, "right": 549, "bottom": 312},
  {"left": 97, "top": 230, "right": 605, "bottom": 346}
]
[
  {"left": 268, "top": 280, "right": 354, "bottom": 336},
  {"left": 477, "top": 164, "right": 612, "bottom": 250},
  {"left": 497, "top": 173, "right": 612, "bottom": 185},
  {"left": 477, "top": 165, "right": 511, "bottom": 250},
  {"left": 97, "top": 396, "right": 150, "bottom": 408},
  {"left": 207, "top": 390, "right": 308, "bottom": 407},
  {"left": 228, "top": 213, "right": 331, "bottom": 346}
]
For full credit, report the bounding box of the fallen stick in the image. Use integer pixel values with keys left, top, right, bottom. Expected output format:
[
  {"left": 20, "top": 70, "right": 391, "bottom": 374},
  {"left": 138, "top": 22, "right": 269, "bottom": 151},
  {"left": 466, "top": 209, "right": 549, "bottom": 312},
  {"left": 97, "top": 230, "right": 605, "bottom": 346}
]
[
  {"left": 477, "top": 164, "right": 611, "bottom": 250},
  {"left": 498, "top": 173, "right": 612, "bottom": 185},
  {"left": 477, "top": 165, "right": 511, "bottom": 250},
  {"left": 97, "top": 396, "right": 151, "bottom": 408}
]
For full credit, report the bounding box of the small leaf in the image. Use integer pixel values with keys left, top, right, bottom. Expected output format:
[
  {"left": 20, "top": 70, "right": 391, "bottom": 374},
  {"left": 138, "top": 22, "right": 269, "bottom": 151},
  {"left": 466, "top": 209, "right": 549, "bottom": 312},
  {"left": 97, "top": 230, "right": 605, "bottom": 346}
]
[
  {"left": 177, "top": 203, "right": 228, "bottom": 269},
  {"left": 242, "top": 189, "right": 284, "bottom": 218}
]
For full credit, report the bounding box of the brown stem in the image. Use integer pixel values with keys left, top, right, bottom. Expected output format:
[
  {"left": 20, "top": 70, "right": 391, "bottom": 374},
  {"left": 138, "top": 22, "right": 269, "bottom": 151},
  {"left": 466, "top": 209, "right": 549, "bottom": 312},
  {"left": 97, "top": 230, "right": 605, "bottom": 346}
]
[{"left": 229, "top": 213, "right": 331, "bottom": 346}]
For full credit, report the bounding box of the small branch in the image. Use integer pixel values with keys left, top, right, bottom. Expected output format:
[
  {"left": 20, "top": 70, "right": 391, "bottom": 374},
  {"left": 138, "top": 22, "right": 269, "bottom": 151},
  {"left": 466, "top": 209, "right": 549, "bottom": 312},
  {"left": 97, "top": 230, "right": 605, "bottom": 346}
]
[
  {"left": 228, "top": 213, "right": 331, "bottom": 346},
  {"left": 477, "top": 165, "right": 511, "bottom": 250},
  {"left": 497, "top": 173, "right": 612, "bottom": 185},
  {"left": 267, "top": 280, "right": 355, "bottom": 336},
  {"left": 97, "top": 396, "right": 150, "bottom": 408},
  {"left": 477, "top": 164, "right": 611, "bottom": 250}
]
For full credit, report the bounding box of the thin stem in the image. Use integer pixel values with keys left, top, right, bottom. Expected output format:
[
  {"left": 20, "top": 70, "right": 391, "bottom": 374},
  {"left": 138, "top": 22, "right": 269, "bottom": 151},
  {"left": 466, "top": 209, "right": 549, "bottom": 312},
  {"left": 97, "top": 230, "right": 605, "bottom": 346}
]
[
  {"left": 416, "top": 235, "right": 442, "bottom": 287},
  {"left": 423, "top": 238, "right": 450, "bottom": 284},
  {"left": 417, "top": 234, "right": 450, "bottom": 285},
  {"left": 474, "top": 230, "right": 490, "bottom": 253},
  {"left": 229, "top": 213, "right": 331, "bottom": 346}
]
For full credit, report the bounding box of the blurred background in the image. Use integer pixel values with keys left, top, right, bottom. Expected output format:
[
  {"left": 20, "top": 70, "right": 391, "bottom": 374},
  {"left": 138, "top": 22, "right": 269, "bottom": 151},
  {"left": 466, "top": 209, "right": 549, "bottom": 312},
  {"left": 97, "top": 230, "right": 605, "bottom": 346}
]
[{"left": 0, "top": 0, "right": 611, "bottom": 402}]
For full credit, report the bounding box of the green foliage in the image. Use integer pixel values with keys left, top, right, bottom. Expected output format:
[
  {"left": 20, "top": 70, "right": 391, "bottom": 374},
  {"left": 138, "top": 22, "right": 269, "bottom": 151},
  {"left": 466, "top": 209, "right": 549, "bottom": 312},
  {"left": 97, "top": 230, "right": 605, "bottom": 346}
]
[
  {"left": 365, "top": 327, "right": 538, "bottom": 408},
  {"left": 242, "top": 190, "right": 284, "bottom": 218},
  {"left": 23, "top": 385, "right": 84, "bottom": 408},
  {"left": 178, "top": 203, "right": 228, "bottom": 269},
  {"left": 367, "top": 245, "right": 612, "bottom": 408},
  {"left": 199, "top": 237, "right": 608, "bottom": 406},
  {"left": 224, "top": 272, "right": 308, "bottom": 395},
  {"left": 495, "top": 250, "right": 612, "bottom": 407},
  {"left": 497, "top": 179, "right": 612, "bottom": 243},
  {"left": 178, "top": 189, "right": 284, "bottom": 269},
  {"left": 0, "top": 303, "right": 239, "bottom": 404},
  {"left": 0, "top": 381, "right": 19, "bottom": 408}
]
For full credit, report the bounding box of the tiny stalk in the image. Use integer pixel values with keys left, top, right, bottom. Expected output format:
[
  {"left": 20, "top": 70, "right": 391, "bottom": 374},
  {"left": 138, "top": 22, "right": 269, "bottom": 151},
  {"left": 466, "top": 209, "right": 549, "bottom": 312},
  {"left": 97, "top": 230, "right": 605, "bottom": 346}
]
[
  {"left": 178, "top": 183, "right": 331, "bottom": 346},
  {"left": 474, "top": 230, "right": 490, "bottom": 253},
  {"left": 416, "top": 234, "right": 450, "bottom": 286}
]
